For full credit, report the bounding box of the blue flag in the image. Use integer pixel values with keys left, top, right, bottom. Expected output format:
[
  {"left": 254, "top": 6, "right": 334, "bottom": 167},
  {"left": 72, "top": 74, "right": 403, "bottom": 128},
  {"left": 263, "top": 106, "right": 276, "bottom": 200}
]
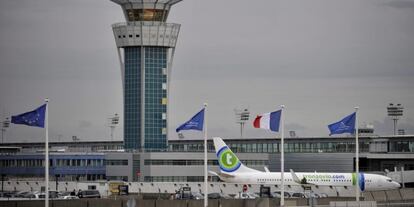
[
  {"left": 176, "top": 108, "right": 205, "bottom": 133},
  {"left": 328, "top": 112, "right": 356, "bottom": 135},
  {"left": 11, "top": 104, "right": 46, "bottom": 128}
]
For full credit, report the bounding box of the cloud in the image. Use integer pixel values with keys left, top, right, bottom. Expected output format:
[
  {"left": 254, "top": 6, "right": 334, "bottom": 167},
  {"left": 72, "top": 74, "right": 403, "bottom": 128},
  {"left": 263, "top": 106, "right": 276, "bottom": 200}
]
[
  {"left": 286, "top": 123, "right": 307, "bottom": 131},
  {"left": 79, "top": 120, "right": 92, "bottom": 129},
  {"left": 372, "top": 117, "right": 414, "bottom": 135},
  {"left": 285, "top": 123, "right": 307, "bottom": 137},
  {"left": 383, "top": 1, "right": 414, "bottom": 9}
]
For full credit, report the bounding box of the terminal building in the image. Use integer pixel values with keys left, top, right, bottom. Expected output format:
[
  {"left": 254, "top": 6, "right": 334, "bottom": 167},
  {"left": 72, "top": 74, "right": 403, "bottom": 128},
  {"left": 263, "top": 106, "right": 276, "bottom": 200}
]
[{"left": 1, "top": 135, "right": 414, "bottom": 187}]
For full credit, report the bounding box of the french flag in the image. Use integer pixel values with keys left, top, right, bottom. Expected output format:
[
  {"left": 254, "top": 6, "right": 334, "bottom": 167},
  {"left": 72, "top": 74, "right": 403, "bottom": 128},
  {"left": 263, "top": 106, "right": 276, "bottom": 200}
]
[{"left": 253, "top": 110, "right": 282, "bottom": 132}]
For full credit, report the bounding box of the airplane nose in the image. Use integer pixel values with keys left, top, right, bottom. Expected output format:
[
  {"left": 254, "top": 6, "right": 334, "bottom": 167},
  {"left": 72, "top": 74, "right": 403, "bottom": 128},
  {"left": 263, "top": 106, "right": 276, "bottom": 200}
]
[{"left": 394, "top": 182, "right": 401, "bottom": 189}]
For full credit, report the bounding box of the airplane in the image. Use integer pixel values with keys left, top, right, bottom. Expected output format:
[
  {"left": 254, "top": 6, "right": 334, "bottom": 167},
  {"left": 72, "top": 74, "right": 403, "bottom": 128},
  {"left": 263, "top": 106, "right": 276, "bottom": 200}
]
[{"left": 209, "top": 137, "right": 401, "bottom": 192}]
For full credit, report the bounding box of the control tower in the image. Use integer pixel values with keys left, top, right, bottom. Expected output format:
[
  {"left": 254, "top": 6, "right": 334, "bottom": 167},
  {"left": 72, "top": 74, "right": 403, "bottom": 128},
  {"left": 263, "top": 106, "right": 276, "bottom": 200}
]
[{"left": 110, "top": 0, "right": 182, "bottom": 151}]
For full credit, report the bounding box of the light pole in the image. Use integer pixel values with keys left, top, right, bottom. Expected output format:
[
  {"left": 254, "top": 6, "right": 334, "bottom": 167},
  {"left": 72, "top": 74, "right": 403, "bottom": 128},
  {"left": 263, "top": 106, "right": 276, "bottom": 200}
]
[
  {"left": 1, "top": 117, "right": 10, "bottom": 144},
  {"left": 387, "top": 103, "right": 404, "bottom": 135},
  {"left": 108, "top": 113, "right": 120, "bottom": 141},
  {"left": 234, "top": 108, "right": 250, "bottom": 138}
]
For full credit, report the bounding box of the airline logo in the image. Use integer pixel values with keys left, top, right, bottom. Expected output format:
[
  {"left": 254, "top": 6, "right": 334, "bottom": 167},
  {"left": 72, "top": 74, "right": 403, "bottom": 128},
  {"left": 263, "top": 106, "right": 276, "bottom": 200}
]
[
  {"left": 217, "top": 146, "right": 241, "bottom": 172},
  {"left": 352, "top": 173, "right": 366, "bottom": 191}
]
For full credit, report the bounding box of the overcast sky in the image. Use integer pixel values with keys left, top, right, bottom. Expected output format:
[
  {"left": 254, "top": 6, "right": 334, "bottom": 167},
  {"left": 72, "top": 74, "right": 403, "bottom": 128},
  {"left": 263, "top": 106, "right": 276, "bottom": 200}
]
[{"left": 1, "top": 0, "right": 413, "bottom": 143}]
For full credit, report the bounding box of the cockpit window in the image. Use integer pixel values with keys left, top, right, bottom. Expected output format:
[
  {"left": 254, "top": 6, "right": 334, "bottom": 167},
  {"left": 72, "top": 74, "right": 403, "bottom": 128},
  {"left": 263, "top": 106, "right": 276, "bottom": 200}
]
[{"left": 387, "top": 179, "right": 392, "bottom": 182}]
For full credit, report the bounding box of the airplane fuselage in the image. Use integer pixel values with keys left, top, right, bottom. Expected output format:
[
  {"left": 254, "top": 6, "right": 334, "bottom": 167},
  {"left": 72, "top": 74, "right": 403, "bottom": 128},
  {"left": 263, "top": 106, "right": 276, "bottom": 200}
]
[
  {"left": 212, "top": 137, "right": 401, "bottom": 192},
  {"left": 221, "top": 172, "right": 400, "bottom": 191}
]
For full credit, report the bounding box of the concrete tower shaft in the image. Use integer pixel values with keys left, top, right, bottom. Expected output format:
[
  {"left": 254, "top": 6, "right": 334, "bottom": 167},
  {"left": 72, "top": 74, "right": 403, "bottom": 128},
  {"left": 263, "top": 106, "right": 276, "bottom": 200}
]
[{"left": 110, "top": 0, "right": 182, "bottom": 151}]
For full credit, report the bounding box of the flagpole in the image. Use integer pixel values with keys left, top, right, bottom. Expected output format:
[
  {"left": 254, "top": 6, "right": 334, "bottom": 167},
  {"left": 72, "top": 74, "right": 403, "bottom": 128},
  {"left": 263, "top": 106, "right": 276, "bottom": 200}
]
[
  {"left": 280, "top": 105, "right": 285, "bottom": 207},
  {"left": 45, "top": 98, "right": 49, "bottom": 207},
  {"left": 355, "top": 107, "right": 359, "bottom": 203},
  {"left": 203, "top": 103, "right": 208, "bottom": 207}
]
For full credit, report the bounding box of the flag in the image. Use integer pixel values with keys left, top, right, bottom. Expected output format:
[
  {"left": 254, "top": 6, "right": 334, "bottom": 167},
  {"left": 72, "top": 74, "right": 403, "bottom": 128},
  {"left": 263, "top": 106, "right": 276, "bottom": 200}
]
[
  {"left": 176, "top": 108, "right": 205, "bottom": 133},
  {"left": 11, "top": 104, "right": 46, "bottom": 128},
  {"left": 253, "top": 110, "right": 281, "bottom": 132},
  {"left": 328, "top": 112, "right": 356, "bottom": 135}
]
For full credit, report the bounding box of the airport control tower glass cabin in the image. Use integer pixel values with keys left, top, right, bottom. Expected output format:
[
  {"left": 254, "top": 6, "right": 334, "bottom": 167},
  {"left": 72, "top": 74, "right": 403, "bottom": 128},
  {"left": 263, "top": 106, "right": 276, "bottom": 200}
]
[{"left": 110, "top": 0, "right": 182, "bottom": 151}]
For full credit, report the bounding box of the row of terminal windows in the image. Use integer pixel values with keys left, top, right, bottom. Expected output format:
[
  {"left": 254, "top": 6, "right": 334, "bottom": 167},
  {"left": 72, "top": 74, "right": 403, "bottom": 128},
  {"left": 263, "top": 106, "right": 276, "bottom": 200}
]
[
  {"left": 0, "top": 159, "right": 128, "bottom": 167},
  {"left": 389, "top": 141, "right": 414, "bottom": 152},
  {"left": 225, "top": 142, "right": 370, "bottom": 153},
  {"left": 105, "top": 159, "right": 128, "bottom": 166},
  {"left": 0, "top": 159, "right": 46, "bottom": 167},
  {"left": 0, "top": 159, "right": 104, "bottom": 168},
  {"left": 91, "top": 145, "right": 124, "bottom": 151},
  {"left": 169, "top": 142, "right": 371, "bottom": 153},
  {"left": 56, "top": 159, "right": 103, "bottom": 167},
  {"left": 121, "top": 140, "right": 414, "bottom": 153},
  {"left": 8, "top": 140, "right": 412, "bottom": 154},
  {"left": 144, "top": 159, "right": 268, "bottom": 166}
]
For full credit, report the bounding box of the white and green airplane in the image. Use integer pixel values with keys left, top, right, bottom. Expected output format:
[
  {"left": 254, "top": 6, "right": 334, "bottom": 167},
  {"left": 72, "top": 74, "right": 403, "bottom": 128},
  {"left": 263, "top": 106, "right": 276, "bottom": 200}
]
[{"left": 209, "top": 137, "right": 400, "bottom": 191}]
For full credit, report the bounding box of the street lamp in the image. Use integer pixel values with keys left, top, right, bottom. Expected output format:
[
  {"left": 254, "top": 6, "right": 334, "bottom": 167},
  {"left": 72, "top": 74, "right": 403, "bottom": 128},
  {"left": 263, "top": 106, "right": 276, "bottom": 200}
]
[
  {"left": 108, "top": 113, "right": 120, "bottom": 141},
  {"left": 387, "top": 103, "right": 404, "bottom": 135},
  {"left": 1, "top": 117, "right": 10, "bottom": 144},
  {"left": 234, "top": 108, "right": 250, "bottom": 138}
]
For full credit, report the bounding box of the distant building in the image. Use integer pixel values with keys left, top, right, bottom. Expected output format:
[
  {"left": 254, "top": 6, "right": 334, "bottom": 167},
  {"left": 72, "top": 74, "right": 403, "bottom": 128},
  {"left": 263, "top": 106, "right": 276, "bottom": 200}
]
[
  {"left": 0, "top": 152, "right": 105, "bottom": 181},
  {"left": 398, "top": 129, "right": 406, "bottom": 135},
  {"left": 358, "top": 124, "right": 374, "bottom": 135}
]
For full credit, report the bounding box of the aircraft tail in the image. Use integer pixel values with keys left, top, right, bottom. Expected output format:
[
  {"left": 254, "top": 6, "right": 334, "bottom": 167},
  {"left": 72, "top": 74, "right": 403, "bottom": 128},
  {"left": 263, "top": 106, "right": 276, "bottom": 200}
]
[{"left": 213, "top": 137, "right": 260, "bottom": 174}]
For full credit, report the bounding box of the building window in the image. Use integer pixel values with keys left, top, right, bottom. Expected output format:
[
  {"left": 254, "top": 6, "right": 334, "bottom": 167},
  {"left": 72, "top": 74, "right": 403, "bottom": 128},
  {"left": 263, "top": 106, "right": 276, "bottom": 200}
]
[
  {"left": 126, "top": 9, "right": 168, "bottom": 21},
  {"left": 105, "top": 160, "right": 128, "bottom": 166}
]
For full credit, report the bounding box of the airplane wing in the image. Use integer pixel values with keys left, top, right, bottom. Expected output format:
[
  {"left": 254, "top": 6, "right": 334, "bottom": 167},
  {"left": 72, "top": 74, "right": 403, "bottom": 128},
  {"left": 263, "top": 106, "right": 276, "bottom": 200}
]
[
  {"left": 264, "top": 166, "right": 270, "bottom": 173},
  {"left": 208, "top": 171, "right": 235, "bottom": 178},
  {"left": 290, "top": 169, "right": 302, "bottom": 184},
  {"left": 208, "top": 171, "right": 219, "bottom": 176}
]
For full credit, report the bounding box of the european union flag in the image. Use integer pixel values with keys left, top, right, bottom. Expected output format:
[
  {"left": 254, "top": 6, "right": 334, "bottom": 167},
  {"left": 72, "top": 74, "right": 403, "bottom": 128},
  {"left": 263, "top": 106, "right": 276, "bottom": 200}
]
[
  {"left": 328, "top": 112, "right": 356, "bottom": 135},
  {"left": 176, "top": 108, "right": 204, "bottom": 133},
  {"left": 11, "top": 104, "right": 46, "bottom": 128}
]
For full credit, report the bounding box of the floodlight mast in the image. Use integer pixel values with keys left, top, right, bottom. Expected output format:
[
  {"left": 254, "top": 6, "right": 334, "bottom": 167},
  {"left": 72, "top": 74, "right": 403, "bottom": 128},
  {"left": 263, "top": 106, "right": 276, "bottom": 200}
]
[
  {"left": 387, "top": 103, "right": 404, "bottom": 135},
  {"left": 109, "top": 113, "right": 120, "bottom": 141},
  {"left": 235, "top": 108, "right": 250, "bottom": 138},
  {"left": 1, "top": 117, "right": 10, "bottom": 144}
]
